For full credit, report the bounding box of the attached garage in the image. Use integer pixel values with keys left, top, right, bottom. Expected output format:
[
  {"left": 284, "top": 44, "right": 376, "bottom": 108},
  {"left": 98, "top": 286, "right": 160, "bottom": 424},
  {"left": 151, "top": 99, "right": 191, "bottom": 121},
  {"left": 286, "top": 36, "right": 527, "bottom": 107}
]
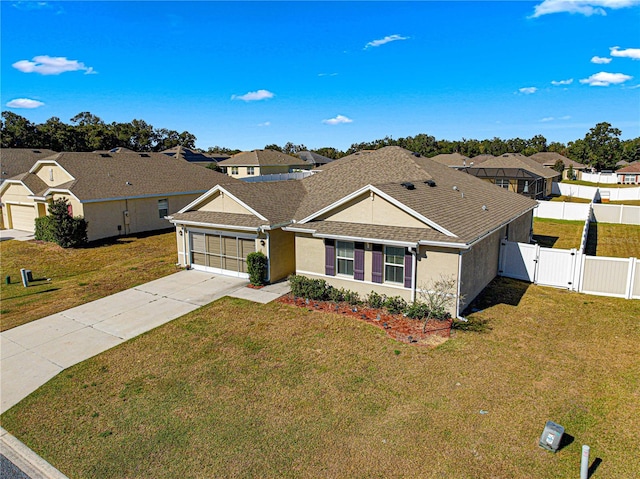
[
  {"left": 8, "top": 204, "right": 37, "bottom": 232},
  {"left": 189, "top": 230, "right": 256, "bottom": 278}
]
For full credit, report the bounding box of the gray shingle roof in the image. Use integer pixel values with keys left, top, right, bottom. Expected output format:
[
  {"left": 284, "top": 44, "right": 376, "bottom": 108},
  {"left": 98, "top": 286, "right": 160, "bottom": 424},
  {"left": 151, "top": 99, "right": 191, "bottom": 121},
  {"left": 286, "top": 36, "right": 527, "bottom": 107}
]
[
  {"left": 429, "top": 152, "right": 470, "bottom": 167},
  {"left": 218, "top": 149, "right": 310, "bottom": 168},
  {"left": 27, "top": 151, "right": 238, "bottom": 201},
  {"left": 168, "top": 211, "right": 265, "bottom": 229},
  {"left": 529, "top": 152, "right": 587, "bottom": 170},
  {"left": 298, "top": 151, "right": 334, "bottom": 166}
]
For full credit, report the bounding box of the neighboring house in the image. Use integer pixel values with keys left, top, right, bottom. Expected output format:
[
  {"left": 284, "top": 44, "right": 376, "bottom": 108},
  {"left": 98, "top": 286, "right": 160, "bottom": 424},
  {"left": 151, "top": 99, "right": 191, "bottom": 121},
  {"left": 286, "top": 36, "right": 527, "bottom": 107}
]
[
  {"left": 161, "top": 146, "right": 229, "bottom": 167},
  {"left": 218, "top": 149, "right": 312, "bottom": 179},
  {"left": 463, "top": 153, "right": 560, "bottom": 199},
  {"left": 0, "top": 148, "right": 58, "bottom": 184},
  {"left": 429, "top": 153, "right": 471, "bottom": 168},
  {"left": 0, "top": 150, "right": 236, "bottom": 240},
  {"left": 169, "top": 147, "right": 537, "bottom": 315},
  {"left": 529, "top": 152, "right": 587, "bottom": 180},
  {"left": 298, "top": 150, "right": 334, "bottom": 167},
  {"left": 615, "top": 162, "right": 640, "bottom": 184}
]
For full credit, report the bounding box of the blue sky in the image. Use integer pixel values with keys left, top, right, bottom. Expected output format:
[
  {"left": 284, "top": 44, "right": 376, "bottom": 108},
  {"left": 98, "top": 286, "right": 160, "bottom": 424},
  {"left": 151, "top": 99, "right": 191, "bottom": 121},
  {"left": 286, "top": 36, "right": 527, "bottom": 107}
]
[{"left": 2, "top": 0, "right": 639, "bottom": 151}]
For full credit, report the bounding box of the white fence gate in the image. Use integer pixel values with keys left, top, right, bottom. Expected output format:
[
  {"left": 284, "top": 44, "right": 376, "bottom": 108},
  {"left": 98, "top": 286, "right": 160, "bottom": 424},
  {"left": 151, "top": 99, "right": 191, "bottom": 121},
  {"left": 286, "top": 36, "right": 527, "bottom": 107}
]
[{"left": 499, "top": 240, "right": 577, "bottom": 289}]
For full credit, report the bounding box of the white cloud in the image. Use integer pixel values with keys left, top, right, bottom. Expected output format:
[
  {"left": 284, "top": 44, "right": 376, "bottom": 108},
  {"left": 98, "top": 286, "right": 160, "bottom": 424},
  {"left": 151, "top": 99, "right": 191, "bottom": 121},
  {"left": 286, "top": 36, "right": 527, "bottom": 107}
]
[
  {"left": 519, "top": 87, "right": 538, "bottom": 94},
  {"left": 322, "top": 115, "right": 353, "bottom": 125},
  {"left": 231, "top": 89, "right": 275, "bottom": 101},
  {"left": 559, "top": 115, "right": 572, "bottom": 120},
  {"left": 579, "top": 71, "right": 633, "bottom": 86},
  {"left": 591, "top": 56, "right": 612, "bottom": 64},
  {"left": 12, "top": 55, "right": 95, "bottom": 75},
  {"left": 365, "top": 34, "right": 409, "bottom": 49},
  {"left": 551, "top": 78, "right": 573, "bottom": 85},
  {"left": 12, "top": 1, "right": 63, "bottom": 13},
  {"left": 6, "top": 98, "right": 45, "bottom": 109},
  {"left": 530, "top": 0, "right": 640, "bottom": 18},
  {"left": 318, "top": 73, "right": 339, "bottom": 77},
  {"left": 257, "top": 121, "right": 271, "bottom": 127},
  {"left": 610, "top": 46, "right": 640, "bottom": 60},
  {"left": 540, "top": 117, "right": 555, "bottom": 122},
  {"left": 540, "top": 115, "right": 572, "bottom": 122}
]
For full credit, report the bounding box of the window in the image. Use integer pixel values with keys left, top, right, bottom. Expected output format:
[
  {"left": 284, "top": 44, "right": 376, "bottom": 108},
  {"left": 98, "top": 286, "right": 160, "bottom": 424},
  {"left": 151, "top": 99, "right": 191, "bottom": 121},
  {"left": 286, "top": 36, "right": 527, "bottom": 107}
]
[
  {"left": 231, "top": 167, "right": 239, "bottom": 175},
  {"left": 247, "top": 166, "right": 255, "bottom": 175},
  {"left": 384, "top": 246, "right": 405, "bottom": 284},
  {"left": 336, "top": 241, "right": 354, "bottom": 276},
  {"left": 67, "top": 204, "right": 73, "bottom": 216},
  {"left": 495, "top": 179, "right": 509, "bottom": 189},
  {"left": 158, "top": 199, "right": 168, "bottom": 218},
  {"left": 624, "top": 174, "right": 636, "bottom": 184}
]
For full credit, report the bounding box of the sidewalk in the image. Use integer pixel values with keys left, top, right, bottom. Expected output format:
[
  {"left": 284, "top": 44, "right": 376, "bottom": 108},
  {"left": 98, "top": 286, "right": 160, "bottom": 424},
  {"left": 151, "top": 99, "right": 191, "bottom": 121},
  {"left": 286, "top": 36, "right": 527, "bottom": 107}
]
[{"left": 0, "top": 270, "right": 290, "bottom": 477}]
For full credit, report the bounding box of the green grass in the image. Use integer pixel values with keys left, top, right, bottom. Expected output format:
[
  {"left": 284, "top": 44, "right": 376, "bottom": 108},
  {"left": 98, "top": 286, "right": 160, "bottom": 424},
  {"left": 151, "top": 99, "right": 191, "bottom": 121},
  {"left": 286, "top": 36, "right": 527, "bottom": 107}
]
[
  {"left": 2, "top": 282, "right": 639, "bottom": 478},
  {"left": 548, "top": 195, "right": 592, "bottom": 203},
  {"left": 607, "top": 199, "right": 640, "bottom": 206},
  {"left": 0, "top": 231, "right": 178, "bottom": 331},
  {"left": 586, "top": 223, "right": 640, "bottom": 258},
  {"left": 561, "top": 179, "right": 637, "bottom": 188},
  {"left": 533, "top": 218, "right": 584, "bottom": 249}
]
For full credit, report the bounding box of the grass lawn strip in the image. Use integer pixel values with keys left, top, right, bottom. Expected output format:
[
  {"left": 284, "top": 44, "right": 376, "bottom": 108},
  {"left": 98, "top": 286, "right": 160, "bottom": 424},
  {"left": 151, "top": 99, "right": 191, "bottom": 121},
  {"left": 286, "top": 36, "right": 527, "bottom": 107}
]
[
  {"left": 2, "top": 281, "right": 639, "bottom": 478},
  {"left": 0, "top": 231, "right": 177, "bottom": 331},
  {"left": 533, "top": 218, "right": 584, "bottom": 249}
]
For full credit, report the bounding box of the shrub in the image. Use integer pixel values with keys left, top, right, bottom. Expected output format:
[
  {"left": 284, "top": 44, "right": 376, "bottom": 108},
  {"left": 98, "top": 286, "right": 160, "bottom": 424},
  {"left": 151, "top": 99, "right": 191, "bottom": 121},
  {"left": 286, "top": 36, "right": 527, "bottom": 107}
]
[
  {"left": 384, "top": 296, "right": 407, "bottom": 315},
  {"left": 405, "top": 301, "right": 430, "bottom": 320},
  {"left": 366, "top": 291, "right": 386, "bottom": 309},
  {"left": 288, "top": 275, "right": 330, "bottom": 301},
  {"left": 328, "top": 287, "right": 345, "bottom": 303},
  {"left": 342, "top": 289, "right": 361, "bottom": 305},
  {"left": 246, "top": 252, "right": 268, "bottom": 286},
  {"left": 36, "top": 198, "right": 88, "bottom": 248}
]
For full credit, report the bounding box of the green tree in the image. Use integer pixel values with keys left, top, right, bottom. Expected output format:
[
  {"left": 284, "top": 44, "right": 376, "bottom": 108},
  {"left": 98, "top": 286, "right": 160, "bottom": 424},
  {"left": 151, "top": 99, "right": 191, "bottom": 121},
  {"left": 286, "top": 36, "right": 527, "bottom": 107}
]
[
  {"left": 36, "top": 198, "right": 88, "bottom": 248},
  {"left": 1, "top": 112, "right": 38, "bottom": 148},
  {"left": 584, "top": 122, "right": 622, "bottom": 170},
  {"left": 552, "top": 159, "right": 565, "bottom": 174}
]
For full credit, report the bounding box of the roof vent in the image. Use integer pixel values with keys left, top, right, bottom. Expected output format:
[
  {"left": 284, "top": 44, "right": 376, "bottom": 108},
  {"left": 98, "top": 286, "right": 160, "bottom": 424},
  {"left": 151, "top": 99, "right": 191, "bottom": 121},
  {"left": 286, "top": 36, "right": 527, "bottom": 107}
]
[
  {"left": 412, "top": 152, "right": 421, "bottom": 157},
  {"left": 126, "top": 181, "right": 132, "bottom": 186},
  {"left": 425, "top": 179, "right": 436, "bottom": 187},
  {"left": 100, "top": 153, "right": 111, "bottom": 158},
  {"left": 32, "top": 150, "right": 41, "bottom": 153},
  {"left": 401, "top": 182, "right": 415, "bottom": 190},
  {"left": 139, "top": 153, "right": 150, "bottom": 157},
  {"left": 482, "top": 205, "right": 488, "bottom": 211}
]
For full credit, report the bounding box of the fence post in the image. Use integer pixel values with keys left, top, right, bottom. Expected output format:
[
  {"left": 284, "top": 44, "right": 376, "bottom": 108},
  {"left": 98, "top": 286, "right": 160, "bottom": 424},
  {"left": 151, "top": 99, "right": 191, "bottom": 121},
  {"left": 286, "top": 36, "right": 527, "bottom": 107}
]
[{"left": 626, "top": 257, "right": 637, "bottom": 300}]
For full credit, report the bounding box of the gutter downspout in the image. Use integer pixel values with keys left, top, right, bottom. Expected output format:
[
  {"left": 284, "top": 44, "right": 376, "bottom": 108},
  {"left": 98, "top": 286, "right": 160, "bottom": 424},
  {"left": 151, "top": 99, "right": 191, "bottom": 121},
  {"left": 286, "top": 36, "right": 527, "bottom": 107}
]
[
  {"left": 410, "top": 244, "right": 418, "bottom": 303},
  {"left": 182, "top": 224, "right": 189, "bottom": 268},
  {"left": 456, "top": 248, "right": 473, "bottom": 322}
]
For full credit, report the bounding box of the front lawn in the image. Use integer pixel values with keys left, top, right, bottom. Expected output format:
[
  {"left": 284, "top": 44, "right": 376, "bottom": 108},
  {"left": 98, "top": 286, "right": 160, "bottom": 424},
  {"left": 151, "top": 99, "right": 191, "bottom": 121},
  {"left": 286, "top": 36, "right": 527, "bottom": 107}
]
[
  {"left": 0, "top": 231, "right": 177, "bottom": 331},
  {"left": 2, "top": 280, "right": 639, "bottom": 478}
]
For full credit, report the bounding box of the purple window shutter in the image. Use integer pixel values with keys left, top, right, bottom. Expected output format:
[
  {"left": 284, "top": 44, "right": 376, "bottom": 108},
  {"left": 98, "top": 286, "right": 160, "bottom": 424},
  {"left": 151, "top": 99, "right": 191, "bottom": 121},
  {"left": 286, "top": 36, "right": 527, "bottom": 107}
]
[
  {"left": 325, "top": 239, "right": 335, "bottom": 276},
  {"left": 404, "top": 249, "right": 413, "bottom": 288},
  {"left": 354, "top": 242, "right": 365, "bottom": 281},
  {"left": 372, "top": 244, "right": 383, "bottom": 284}
]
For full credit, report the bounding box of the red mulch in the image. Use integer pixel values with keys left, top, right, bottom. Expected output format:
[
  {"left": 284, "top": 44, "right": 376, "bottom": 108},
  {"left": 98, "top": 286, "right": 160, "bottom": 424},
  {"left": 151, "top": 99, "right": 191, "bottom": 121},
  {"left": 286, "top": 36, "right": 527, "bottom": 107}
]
[{"left": 276, "top": 294, "right": 452, "bottom": 347}]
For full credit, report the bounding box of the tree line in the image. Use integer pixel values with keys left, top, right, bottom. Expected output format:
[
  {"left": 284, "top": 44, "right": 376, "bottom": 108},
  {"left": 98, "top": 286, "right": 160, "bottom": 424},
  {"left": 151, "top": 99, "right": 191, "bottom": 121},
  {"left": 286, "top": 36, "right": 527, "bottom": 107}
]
[
  {"left": 1, "top": 111, "right": 196, "bottom": 152},
  {"left": 2, "top": 111, "right": 638, "bottom": 170}
]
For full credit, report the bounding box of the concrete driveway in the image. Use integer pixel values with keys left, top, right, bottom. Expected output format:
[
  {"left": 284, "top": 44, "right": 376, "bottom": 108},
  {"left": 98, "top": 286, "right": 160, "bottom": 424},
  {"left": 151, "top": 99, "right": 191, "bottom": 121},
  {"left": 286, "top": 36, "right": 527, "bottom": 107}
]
[
  {"left": 1, "top": 270, "right": 290, "bottom": 414},
  {"left": 0, "top": 229, "right": 35, "bottom": 242}
]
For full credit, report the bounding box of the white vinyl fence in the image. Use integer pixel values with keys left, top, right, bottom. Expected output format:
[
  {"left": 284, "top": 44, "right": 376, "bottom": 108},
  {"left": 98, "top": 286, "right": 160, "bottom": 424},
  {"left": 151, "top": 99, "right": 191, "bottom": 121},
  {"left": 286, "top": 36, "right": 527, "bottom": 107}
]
[
  {"left": 580, "top": 172, "right": 618, "bottom": 184},
  {"left": 242, "top": 171, "right": 315, "bottom": 183},
  {"left": 552, "top": 182, "right": 640, "bottom": 201},
  {"left": 504, "top": 201, "right": 640, "bottom": 299}
]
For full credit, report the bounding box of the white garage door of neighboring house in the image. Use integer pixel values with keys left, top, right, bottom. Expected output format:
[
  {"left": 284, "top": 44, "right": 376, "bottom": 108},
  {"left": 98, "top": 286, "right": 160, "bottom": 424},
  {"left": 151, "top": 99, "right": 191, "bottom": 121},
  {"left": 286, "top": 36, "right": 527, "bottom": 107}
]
[
  {"left": 8, "top": 204, "right": 37, "bottom": 232},
  {"left": 189, "top": 231, "right": 256, "bottom": 278}
]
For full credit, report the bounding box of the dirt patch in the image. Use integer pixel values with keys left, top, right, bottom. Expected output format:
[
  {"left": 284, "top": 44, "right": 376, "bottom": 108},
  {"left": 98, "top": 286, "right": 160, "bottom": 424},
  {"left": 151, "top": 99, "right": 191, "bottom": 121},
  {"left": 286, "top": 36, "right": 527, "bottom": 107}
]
[{"left": 276, "top": 294, "right": 452, "bottom": 346}]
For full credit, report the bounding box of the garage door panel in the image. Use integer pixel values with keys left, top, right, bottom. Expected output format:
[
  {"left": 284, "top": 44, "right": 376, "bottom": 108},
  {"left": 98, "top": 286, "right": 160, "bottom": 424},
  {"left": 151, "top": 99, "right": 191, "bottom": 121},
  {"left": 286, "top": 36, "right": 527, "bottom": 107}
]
[{"left": 9, "top": 204, "right": 37, "bottom": 232}]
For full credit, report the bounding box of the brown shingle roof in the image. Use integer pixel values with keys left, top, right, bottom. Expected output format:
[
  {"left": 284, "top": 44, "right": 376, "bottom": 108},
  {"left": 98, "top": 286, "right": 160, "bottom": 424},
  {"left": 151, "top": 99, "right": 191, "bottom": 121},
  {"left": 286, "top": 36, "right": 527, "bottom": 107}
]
[
  {"left": 168, "top": 211, "right": 264, "bottom": 229},
  {"left": 429, "top": 152, "right": 470, "bottom": 167},
  {"left": 0, "top": 148, "right": 57, "bottom": 181},
  {"left": 529, "top": 152, "right": 587, "bottom": 170},
  {"left": 616, "top": 162, "right": 640, "bottom": 173},
  {"left": 219, "top": 149, "right": 310, "bottom": 168},
  {"left": 31, "top": 151, "right": 237, "bottom": 201},
  {"left": 472, "top": 153, "right": 560, "bottom": 179}
]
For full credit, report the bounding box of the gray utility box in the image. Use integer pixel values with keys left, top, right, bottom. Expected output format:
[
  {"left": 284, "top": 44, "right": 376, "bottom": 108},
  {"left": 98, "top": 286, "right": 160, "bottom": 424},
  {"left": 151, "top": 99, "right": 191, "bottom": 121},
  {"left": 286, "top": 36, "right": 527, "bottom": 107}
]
[{"left": 539, "top": 421, "right": 564, "bottom": 452}]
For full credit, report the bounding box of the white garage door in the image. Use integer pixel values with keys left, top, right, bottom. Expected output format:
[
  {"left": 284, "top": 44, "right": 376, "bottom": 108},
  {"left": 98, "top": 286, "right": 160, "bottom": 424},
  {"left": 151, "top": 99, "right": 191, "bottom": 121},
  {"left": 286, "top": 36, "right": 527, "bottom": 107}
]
[
  {"left": 189, "top": 231, "right": 256, "bottom": 278},
  {"left": 9, "top": 204, "right": 37, "bottom": 232}
]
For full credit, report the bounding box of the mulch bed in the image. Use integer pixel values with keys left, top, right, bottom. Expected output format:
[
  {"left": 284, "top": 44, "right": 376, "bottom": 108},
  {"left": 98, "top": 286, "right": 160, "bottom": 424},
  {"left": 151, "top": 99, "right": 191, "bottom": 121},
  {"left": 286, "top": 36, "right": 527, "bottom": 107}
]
[{"left": 276, "top": 294, "right": 452, "bottom": 346}]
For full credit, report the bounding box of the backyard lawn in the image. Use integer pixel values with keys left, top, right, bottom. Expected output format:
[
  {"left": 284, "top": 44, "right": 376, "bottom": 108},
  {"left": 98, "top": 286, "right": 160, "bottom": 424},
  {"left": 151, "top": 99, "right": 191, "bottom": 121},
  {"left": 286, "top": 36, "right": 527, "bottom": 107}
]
[
  {"left": 532, "top": 218, "right": 584, "bottom": 249},
  {"left": 1, "top": 279, "right": 639, "bottom": 479},
  {"left": 586, "top": 223, "right": 640, "bottom": 258},
  {"left": 0, "top": 231, "right": 177, "bottom": 331}
]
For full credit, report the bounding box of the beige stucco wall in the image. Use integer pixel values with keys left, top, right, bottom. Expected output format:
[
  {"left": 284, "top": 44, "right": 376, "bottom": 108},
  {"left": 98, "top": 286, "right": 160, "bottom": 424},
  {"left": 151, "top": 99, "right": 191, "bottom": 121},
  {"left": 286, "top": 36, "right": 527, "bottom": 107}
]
[
  {"left": 33, "top": 163, "right": 73, "bottom": 186},
  {"left": 197, "top": 190, "right": 254, "bottom": 215},
  {"left": 226, "top": 164, "right": 311, "bottom": 179},
  {"left": 506, "top": 211, "right": 533, "bottom": 242},
  {"left": 459, "top": 227, "right": 504, "bottom": 310},
  {"left": 319, "top": 192, "right": 430, "bottom": 229},
  {"left": 267, "top": 228, "right": 296, "bottom": 282}
]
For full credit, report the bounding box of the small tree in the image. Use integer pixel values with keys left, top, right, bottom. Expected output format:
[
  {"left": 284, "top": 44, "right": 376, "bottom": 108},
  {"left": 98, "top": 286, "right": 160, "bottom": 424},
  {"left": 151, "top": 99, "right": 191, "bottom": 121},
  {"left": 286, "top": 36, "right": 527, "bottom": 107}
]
[
  {"left": 246, "top": 251, "right": 268, "bottom": 286},
  {"left": 567, "top": 164, "right": 575, "bottom": 180},
  {"left": 36, "top": 198, "right": 88, "bottom": 248},
  {"left": 552, "top": 159, "right": 565, "bottom": 174},
  {"left": 416, "top": 275, "right": 461, "bottom": 332}
]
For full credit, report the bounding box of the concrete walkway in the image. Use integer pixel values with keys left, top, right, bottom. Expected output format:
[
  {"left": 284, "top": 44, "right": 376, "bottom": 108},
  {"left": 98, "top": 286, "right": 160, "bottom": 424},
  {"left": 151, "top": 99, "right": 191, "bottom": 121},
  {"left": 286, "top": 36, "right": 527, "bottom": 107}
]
[
  {"left": 0, "top": 270, "right": 290, "bottom": 478},
  {"left": 0, "top": 229, "right": 35, "bottom": 242}
]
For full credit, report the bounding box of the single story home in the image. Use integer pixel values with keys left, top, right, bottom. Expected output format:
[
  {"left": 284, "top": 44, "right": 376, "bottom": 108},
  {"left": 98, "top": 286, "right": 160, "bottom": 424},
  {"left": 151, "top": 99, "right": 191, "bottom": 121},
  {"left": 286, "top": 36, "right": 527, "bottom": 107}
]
[
  {"left": 161, "top": 146, "right": 230, "bottom": 167},
  {"left": 463, "top": 153, "right": 560, "bottom": 199},
  {"left": 615, "top": 162, "right": 640, "bottom": 184},
  {"left": 0, "top": 150, "right": 236, "bottom": 241},
  {"left": 529, "top": 152, "right": 587, "bottom": 180},
  {"left": 169, "top": 147, "right": 538, "bottom": 316},
  {"left": 217, "top": 149, "right": 312, "bottom": 179}
]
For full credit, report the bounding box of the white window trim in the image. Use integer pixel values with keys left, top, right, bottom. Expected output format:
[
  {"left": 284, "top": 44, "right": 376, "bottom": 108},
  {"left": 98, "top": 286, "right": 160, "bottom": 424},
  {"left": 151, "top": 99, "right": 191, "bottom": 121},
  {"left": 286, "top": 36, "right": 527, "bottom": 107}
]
[
  {"left": 336, "top": 240, "right": 354, "bottom": 277},
  {"left": 384, "top": 246, "right": 404, "bottom": 285}
]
